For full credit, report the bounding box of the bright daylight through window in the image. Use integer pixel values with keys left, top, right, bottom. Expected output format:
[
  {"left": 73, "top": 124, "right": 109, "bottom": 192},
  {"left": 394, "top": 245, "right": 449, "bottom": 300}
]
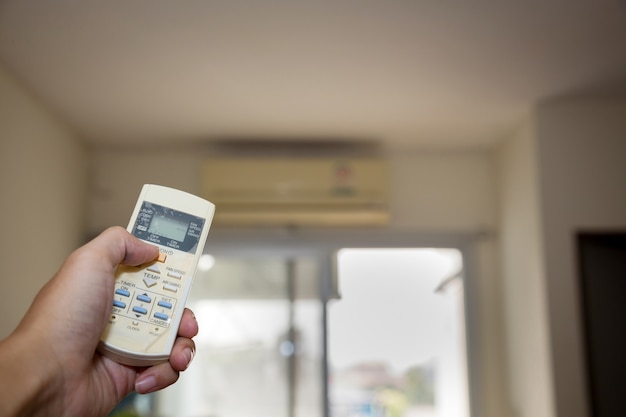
[
  {"left": 113, "top": 248, "right": 469, "bottom": 417},
  {"left": 329, "top": 248, "right": 469, "bottom": 417}
]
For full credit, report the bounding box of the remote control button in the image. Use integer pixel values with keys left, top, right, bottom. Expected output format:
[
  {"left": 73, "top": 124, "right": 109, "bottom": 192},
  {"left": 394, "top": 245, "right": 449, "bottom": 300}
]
[
  {"left": 132, "top": 306, "right": 148, "bottom": 315},
  {"left": 113, "top": 300, "right": 126, "bottom": 309},
  {"left": 158, "top": 300, "right": 173, "bottom": 309},
  {"left": 115, "top": 289, "right": 131, "bottom": 297},
  {"left": 154, "top": 312, "right": 169, "bottom": 321},
  {"left": 167, "top": 271, "right": 183, "bottom": 279},
  {"left": 157, "top": 253, "right": 167, "bottom": 263},
  {"left": 146, "top": 264, "right": 161, "bottom": 274},
  {"left": 163, "top": 283, "right": 178, "bottom": 293},
  {"left": 137, "top": 294, "right": 151, "bottom": 303},
  {"left": 143, "top": 277, "right": 158, "bottom": 287}
]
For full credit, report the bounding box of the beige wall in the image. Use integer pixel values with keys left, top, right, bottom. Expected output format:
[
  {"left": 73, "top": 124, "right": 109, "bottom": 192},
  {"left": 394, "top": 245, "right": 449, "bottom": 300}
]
[
  {"left": 87, "top": 146, "right": 204, "bottom": 235},
  {"left": 0, "top": 65, "right": 88, "bottom": 338},
  {"left": 497, "top": 116, "right": 555, "bottom": 417},
  {"left": 536, "top": 100, "right": 626, "bottom": 417},
  {"left": 390, "top": 151, "right": 497, "bottom": 232},
  {"left": 496, "top": 100, "right": 626, "bottom": 417}
]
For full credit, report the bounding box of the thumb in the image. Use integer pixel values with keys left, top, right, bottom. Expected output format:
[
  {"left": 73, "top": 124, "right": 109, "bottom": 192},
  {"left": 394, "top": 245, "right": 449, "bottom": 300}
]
[{"left": 89, "top": 226, "right": 159, "bottom": 268}]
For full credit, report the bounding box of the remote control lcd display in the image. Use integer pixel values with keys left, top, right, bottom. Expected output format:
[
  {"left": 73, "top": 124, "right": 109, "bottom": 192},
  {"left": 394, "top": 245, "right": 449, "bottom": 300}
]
[
  {"left": 148, "top": 214, "right": 189, "bottom": 241},
  {"left": 133, "top": 201, "right": 205, "bottom": 253}
]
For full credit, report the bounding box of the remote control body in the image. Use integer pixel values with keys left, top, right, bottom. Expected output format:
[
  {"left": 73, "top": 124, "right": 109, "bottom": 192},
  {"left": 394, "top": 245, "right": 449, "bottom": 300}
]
[{"left": 98, "top": 184, "right": 215, "bottom": 366}]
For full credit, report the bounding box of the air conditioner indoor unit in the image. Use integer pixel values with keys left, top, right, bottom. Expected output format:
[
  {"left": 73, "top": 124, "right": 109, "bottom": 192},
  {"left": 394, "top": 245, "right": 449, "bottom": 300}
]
[{"left": 202, "top": 157, "right": 390, "bottom": 227}]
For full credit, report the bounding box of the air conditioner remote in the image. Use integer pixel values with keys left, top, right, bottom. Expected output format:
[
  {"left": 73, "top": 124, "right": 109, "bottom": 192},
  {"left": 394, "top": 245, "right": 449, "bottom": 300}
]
[{"left": 98, "top": 184, "right": 215, "bottom": 366}]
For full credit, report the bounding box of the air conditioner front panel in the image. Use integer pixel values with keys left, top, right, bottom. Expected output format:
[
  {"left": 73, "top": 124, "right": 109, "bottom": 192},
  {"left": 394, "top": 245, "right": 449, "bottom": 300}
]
[{"left": 202, "top": 158, "right": 390, "bottom": 226}]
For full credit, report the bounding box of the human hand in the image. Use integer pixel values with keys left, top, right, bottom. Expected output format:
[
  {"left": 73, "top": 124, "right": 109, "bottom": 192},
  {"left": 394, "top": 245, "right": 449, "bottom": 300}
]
[{"left": 0, "top": 227, "right": 199, "bottom": 417}]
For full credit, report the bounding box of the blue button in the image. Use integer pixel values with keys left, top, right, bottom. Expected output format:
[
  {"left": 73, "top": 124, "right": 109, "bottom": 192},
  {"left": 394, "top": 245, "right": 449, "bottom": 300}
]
[
  {"left": 154, "top": 312, "right": 169, "bottom": 321},
  {"left": 158, "top": 300, "right": 173, "bottom": 309},
  {"left": 132, "top": 306, "right": 148, "bottom": 315},
  {"left": 113, "top": 300, "right": 126, "bottom": 308},
  {"left": 115, "top": 289, "right": 131, "bottom": 297},
  {"left": 137, "top": 294, "right": 151, "bottom": 303}
]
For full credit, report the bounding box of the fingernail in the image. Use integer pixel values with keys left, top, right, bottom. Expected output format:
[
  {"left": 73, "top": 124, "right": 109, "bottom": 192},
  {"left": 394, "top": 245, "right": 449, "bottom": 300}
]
[
  {"left": 135, "top": 375, "right": 157, "bottom": 394},
  {"left": 183, "top": 347, "right": 195, "bottom": 369}
]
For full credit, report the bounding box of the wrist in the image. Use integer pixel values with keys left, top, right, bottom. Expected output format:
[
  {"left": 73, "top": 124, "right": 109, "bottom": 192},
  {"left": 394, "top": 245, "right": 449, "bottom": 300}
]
[{"left": 0, "top": 328, "right": 63, "bottom": 417}]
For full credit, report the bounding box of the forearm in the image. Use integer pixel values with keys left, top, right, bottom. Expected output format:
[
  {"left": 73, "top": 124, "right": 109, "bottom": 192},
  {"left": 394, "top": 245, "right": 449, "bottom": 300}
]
[{"left": 0, "top": 329, "right": 62, "bottom": 417}]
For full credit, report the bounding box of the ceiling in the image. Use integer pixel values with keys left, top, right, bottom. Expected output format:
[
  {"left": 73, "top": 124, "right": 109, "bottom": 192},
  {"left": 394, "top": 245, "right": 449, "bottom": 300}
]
[{"left": 1, "top": 1, "right": 625, "bottom": 150}]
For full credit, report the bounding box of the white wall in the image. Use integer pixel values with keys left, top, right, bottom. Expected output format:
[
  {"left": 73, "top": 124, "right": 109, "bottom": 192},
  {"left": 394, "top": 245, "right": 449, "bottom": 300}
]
[
  {"left": 0, "top": 65, "right": 88, "bottom": 338},
  {"left": 497, "top": 116, "right": 555, "bottom": 417},
  {"left": 536, "top": 100, "right": 626, "bottom": 417}
]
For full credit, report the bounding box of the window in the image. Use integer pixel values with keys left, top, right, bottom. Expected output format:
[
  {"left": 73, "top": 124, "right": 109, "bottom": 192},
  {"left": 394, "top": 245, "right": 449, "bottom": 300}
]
[
  {"left": 329, "top": 249, "right": 469, "bottom": 417},
  {"left": 108, "top": 237, "right": 471, "bottom": 417}
]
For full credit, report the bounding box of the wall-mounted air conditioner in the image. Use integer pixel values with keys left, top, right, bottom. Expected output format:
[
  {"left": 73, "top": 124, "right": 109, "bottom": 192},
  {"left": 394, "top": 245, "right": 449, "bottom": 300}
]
[{"left": 202, "top": 158, "right": 390, "bottom": 226}]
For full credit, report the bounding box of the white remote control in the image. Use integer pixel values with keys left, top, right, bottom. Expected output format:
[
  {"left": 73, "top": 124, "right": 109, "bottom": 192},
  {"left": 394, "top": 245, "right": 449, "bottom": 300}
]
[{"left": 98, "top": 184, "right": 215, "bottom": 366}]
